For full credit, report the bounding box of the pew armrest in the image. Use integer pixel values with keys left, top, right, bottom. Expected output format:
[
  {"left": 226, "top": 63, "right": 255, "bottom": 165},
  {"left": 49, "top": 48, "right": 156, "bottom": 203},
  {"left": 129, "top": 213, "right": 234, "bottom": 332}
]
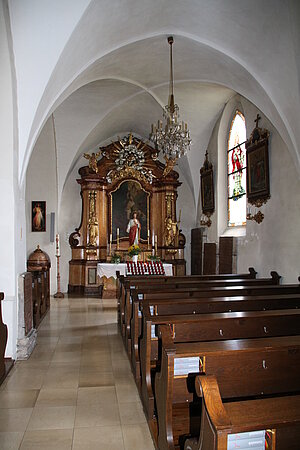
[
  {"left": 270, "top": 271, "right": 281, "bottom": 284},
  {"left": 196, "top": 375, "right": 232, "bottom": 431},
  {"left": 158, "top": 324, "right": 176, "bottom": 352},
  {"left": 248, "top": 267, "right": 257, "bottom": 278}
]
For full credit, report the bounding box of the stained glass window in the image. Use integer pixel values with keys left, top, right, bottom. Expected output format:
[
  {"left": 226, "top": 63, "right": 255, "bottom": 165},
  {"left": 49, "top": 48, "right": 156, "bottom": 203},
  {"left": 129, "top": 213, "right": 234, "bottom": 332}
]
[{"left": 227, "top": 111, "right": 246, "bottom": 227}]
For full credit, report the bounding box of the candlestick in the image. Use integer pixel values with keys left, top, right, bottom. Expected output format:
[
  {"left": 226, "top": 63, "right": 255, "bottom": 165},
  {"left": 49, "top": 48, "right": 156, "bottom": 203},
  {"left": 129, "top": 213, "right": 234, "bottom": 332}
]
[
  {"left": 147, "top": 229, "right": 150, "bottom": 249},
  {"left": 154, "top": 235, "right": 158, "bottom": 255},
  {"left": 55, "top": 233, "right": 60, "bottom": 257},
  {"left": 54, "top": 238, "right": 64, "bottom": 298}
]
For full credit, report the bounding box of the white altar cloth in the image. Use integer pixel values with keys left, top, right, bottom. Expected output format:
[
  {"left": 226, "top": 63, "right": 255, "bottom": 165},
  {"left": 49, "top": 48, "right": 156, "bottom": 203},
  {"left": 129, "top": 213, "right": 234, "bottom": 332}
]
[{"left": 97, "top": 263, "right": 173, "bottom": 279}]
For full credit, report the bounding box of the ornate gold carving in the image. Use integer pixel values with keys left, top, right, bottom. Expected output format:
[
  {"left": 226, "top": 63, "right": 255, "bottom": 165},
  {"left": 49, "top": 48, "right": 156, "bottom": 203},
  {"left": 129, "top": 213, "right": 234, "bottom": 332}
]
[
  {"left": 105, "top": 133, "right": 154, "bottom": 184},
  {"left": 200, "top": 213, "right": 212, "bottom": 228},
  {"left": 246, "top": 210, "right": 264, "bottom": 224},
  {"left": 107, "top": 166, "right": 151, "bottom": 184},
  {"left": 249, "top": 197, "right": 269, "bottom": 208},
  {"left": 88, "top": 191, "right": 98, "bottom": 246},
  {"left": 163, "top": 157, "right": 177, "bottom": 177},
  {"left": 164, "top": 216, "right": 178, "bottom": 247},
  {"left": 165, "top": 192, "right": 175, "bottom": 219},
  {"left": 83, "top": 151, "right": 101, "bottom": 173}
]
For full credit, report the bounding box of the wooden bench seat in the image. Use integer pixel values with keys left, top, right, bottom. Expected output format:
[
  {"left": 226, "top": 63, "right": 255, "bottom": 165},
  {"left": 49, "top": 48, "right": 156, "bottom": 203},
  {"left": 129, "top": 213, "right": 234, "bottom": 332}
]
[
  {"left": 117, "top": 266, "right": 258, "bottom": 322},
  {"left": 124, "top": 279, "right": 297, "bottom": 348},
  {"left": 184, "top": 376, "right": 300, "bottom": 450},
  {"left": 118, "top": 270, "right": 278, "bottom": 337},
  {"left": 132, "top": 293, "right": 300, "bottom": 374},
  {"left": 138, "top": 307, "right": 300, "bottom": 422},
  {"left": 154, "top": 331, "right": 300, "bottom": 450},
  {"left": 123, "top": 285, "right": 300, "bottom": 359}
]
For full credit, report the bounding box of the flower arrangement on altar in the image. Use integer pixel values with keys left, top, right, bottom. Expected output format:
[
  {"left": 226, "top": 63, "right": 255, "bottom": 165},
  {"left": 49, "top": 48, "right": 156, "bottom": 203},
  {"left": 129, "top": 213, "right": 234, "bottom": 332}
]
[
  {"left": 111, "top": 253, "right": 121, "bottom": 264},
  {"left": 147, "top": 254, "right": 161, "bottom": 262},
  {"left": 128, "top": 244, "right": 141, "bottom": 257}
]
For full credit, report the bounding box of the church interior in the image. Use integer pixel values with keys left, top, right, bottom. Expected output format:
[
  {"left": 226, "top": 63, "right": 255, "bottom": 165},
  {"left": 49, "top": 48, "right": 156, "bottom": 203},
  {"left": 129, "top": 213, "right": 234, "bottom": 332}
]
[{"left": 1, "top": 1, "right": 300, "bottom": 449}]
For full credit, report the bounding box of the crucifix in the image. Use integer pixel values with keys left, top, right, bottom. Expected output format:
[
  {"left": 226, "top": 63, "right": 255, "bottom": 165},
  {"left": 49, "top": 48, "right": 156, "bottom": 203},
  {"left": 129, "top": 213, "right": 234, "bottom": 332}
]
[{"left": 254, "top": 113, "right": 261, "bottom": 128}]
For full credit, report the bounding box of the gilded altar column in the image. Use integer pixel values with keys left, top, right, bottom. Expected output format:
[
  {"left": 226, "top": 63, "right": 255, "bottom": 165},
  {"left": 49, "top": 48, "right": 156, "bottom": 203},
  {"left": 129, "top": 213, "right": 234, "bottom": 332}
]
[{"left": 97, "top": 185, "right": 108, "bottom": 261}]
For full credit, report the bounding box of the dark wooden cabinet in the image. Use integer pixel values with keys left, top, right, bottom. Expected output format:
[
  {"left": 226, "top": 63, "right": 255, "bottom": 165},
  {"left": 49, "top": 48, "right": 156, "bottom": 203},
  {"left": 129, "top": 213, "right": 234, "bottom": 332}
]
[
  {"left": 0, "top": 293, "right": 13, "bottom": 385},
  {"left": 191, "top": 228, "right": 203, "bottom": 275},
  {"left": 203, "top": 242, "right": 217, "bottom": 274}
]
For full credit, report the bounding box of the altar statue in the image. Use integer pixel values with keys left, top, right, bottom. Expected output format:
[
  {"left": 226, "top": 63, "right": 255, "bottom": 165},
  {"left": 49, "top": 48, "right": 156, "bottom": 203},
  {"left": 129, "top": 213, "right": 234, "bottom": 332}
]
[
  {"left": 164, "top": 216, "right": 178, "bottom": 247},
  {"left": 83, "top": 151, "right": 101, "bottom": 173},
  {"left": 126, "top": 212, "right": 141, "bottom": 246}
]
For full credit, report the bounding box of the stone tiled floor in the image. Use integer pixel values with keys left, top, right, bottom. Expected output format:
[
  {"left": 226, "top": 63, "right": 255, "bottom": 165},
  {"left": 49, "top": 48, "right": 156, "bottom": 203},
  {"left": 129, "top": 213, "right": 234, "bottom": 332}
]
[{"left": 0, "top": 297, "right": 156, "bottom": 450}]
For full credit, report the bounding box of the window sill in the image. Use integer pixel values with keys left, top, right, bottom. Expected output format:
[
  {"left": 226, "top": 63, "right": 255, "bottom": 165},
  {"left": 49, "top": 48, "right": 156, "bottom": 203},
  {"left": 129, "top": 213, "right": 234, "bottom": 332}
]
[{"left": 221, "top": 226, "right": 246, "bottom": 237}]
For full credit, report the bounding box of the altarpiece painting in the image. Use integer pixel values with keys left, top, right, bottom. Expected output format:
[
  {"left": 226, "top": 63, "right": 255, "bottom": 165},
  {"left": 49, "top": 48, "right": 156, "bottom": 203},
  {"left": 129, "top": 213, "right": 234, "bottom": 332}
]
[{"left": 110, "top": 180, "right": 149, "bottom": 241}]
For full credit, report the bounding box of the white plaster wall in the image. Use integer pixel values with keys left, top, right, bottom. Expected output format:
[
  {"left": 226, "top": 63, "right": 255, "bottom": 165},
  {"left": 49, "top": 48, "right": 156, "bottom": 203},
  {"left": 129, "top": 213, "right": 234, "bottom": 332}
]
[
  {"left": 199, "top": 94, "right": 300, "bottom": 282},
  {"left": 8, "top": 0, "right": 300, "bottom": 188},
  {"left": 0, "top": 0, "right": 19, "bottom": 358},
  {"left": 8, "top": 0, "right": 92, "bottom": 176},
  {"left": 237, "top": 100, "right": 300, "bottom": 283},
  {"left": 175, "top": 166, "right": 196, "bottom": 275},
  {"left": 58, "top": 161, "right": 82, "bottom": 293},
  {"left": 26, "top": 116, "right": 58, "bottom": 293}
]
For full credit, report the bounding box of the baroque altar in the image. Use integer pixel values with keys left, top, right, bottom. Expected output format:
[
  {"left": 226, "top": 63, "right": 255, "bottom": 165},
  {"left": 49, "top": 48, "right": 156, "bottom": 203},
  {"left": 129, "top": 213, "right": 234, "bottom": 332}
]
[{"left": 68, "top": 134, "right": 186, "bottom": 296}]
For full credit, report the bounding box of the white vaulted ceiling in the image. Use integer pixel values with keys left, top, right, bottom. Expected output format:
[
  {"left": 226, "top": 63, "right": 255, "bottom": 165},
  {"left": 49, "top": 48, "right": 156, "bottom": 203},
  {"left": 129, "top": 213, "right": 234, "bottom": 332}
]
[{"left": 8, "top": 0, "right": 300, "bottom": 207}]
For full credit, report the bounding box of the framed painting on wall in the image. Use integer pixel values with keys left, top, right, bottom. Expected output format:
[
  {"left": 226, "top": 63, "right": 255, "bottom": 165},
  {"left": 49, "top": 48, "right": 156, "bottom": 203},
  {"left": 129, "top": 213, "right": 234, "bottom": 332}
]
[
  {"left": 246, "top": 137, "right": 270, "bottom": 205},
  {"left": 32, "top": 201, "right": 46, "bottom": 232},
  {"left": 109, "top": 180, "right": 149, "bottom": 241},
  {"left": 200, "top": 151, "right": 215, "bottom": 216}
]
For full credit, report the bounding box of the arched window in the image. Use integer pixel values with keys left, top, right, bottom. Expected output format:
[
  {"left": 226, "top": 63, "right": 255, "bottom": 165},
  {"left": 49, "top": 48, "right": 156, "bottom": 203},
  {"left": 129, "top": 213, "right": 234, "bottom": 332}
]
[{"left": 227, "top": 111, "right": 246, "bottom": 227}]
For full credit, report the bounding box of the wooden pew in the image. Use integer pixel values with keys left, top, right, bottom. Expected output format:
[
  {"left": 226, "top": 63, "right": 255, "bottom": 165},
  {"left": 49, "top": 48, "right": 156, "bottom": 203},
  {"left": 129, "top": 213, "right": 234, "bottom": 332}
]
[
  {"left": 132, "top": 292, "right": 300, "bottom": 375},
  {"left": 0, "top": 293, "right": 13, "bottom": 385},
  {"left": 154, "top": 330, "right": 300, "bottom": 450},
  {"left": 138, "top": 307, "right": 300, "bottom": 424},
  {"left": 0, "top": 293, "right": 7, "bottom": 384},
  {"left": 184, "top": 376, "right": 300, "bottom": 450},
  {"left": 117, "top": 268, "right": 259, "bottom": 332},
  {"left": 125, "top": 282, "right": 300, "bottom": 358},
  {"left": 124, "top": 275, "right": 287, "bottom": 348}
]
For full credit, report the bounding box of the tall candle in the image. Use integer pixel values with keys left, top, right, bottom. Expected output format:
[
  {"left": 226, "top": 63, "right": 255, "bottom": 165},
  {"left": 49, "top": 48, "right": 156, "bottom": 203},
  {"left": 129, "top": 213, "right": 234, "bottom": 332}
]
[
  {"left": 117, "top": 228, "right": 120, "bottom": 249},
  {"left": 109, "top": 233, "right": 112, "bottom": 255},
  {"left": 154, "top": 235, "right": 158, "bottom": 254},
  {"left": 56, "top": 233, "right": 60, "bottom": 257}
]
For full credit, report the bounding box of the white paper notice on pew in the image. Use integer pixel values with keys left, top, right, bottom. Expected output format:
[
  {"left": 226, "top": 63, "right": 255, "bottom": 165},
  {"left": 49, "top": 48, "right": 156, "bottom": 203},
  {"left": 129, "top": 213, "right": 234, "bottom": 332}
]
[
  {"left": 227, "top": 430, "right": 265, "bottom": 450},
  {"left": 174, "top": 357, "right": 200, "bottom": 377}
]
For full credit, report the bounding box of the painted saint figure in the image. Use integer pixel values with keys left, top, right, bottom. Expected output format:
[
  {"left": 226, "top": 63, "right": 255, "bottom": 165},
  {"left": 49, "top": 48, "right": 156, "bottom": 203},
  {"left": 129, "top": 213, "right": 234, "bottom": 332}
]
[
  {"left": 126, "top": 212, "right": 141, "bottom": 246},
  {"left": 33, "top": 203, "right": 44, "bottom": 231}
]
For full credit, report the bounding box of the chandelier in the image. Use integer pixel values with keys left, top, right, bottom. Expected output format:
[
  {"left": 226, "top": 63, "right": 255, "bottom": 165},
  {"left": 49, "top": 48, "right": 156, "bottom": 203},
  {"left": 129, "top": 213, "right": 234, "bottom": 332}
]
[{"left": 150, "top": 36, "right": 191, "bottom": 171}]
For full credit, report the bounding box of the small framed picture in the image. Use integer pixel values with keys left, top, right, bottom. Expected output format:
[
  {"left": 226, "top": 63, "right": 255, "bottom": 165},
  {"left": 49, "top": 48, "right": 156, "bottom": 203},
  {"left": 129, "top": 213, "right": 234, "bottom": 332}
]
[
  {"left": 246, "top": 138, "right": 270, "bottom": 204},
  {"left": 32, "top": 201, "right": 46, "bottom": 232}
]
